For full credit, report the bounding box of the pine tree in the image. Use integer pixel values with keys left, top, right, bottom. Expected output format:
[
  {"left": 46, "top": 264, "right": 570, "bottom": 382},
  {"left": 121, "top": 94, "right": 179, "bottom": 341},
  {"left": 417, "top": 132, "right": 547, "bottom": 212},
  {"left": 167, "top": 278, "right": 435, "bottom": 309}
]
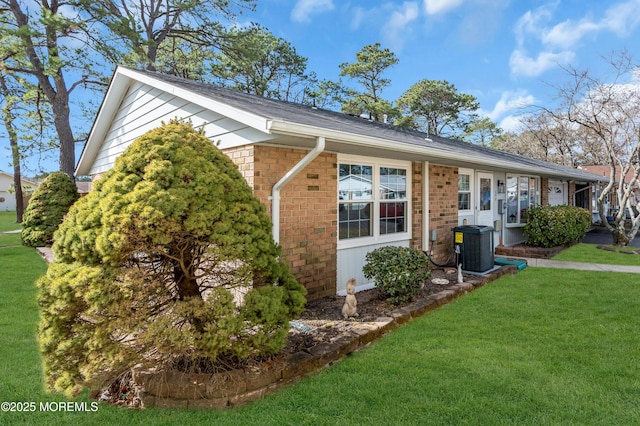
[
  {"left": 21, "top": 171, "right": 79, "bottom": 247},
  {"left": 38, "top": 121, "right": 306, "bottom": 396}
]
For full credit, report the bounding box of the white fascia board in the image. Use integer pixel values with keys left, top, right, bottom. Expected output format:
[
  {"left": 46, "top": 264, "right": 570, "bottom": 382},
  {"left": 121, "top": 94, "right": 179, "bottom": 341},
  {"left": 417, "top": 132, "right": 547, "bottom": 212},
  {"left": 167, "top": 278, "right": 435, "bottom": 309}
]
[
  {"left": 76, "top": 70, "right": 133, "bottom": 176},
  {"left": 269, "top": 120, "right": 523, "bottom": 169},
  {"left": 76, "top": 66, "right": 272, "bottom": 176},
  {"left": 116, "top": 68, "right": 270, "bottom": 132},
  {"left": 267, "top": 120, "right": 601, "bottom": 182}
]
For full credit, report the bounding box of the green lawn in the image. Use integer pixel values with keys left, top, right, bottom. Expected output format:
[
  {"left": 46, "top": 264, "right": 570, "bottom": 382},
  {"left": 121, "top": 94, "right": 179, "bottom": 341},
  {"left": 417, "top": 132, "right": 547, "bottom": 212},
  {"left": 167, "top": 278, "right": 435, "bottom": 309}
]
[
  {"left": 552, "top": 242, "right": 640, "bottom": 266},
  {"left": 1, "top": 241, "right": 639, "bottom": 425},
  {"left": 0, "top": 211, "right": 21, "bottom": 232}
]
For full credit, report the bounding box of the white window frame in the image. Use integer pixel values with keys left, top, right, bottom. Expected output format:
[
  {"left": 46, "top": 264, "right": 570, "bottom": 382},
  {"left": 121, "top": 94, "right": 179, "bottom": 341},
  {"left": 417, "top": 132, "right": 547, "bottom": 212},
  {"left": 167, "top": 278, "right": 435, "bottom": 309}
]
[
  {"left": 458, "top": 168, "right": 473, "bottom": 215},
  {"left": 337, "top": 154, "right": 412, "bottom": 250},
  {"left": 506, "top": 174, "right": 541, "bottom": 227}
]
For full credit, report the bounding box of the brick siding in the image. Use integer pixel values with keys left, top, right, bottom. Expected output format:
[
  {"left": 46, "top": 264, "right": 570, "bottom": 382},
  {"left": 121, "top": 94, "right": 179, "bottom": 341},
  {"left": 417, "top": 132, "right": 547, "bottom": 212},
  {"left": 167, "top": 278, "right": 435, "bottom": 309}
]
[
  {"left": 428, "top": 165, "right": 458, "bottom": 265},
  {"left": 225, "top": 145, "right": 337, "bottom": 300},
  {"left": 411, "top": 162, "right": 424, "bottom": 252},
  {"left": 540, "top": 178, "right": 549, "bottom": 206}
]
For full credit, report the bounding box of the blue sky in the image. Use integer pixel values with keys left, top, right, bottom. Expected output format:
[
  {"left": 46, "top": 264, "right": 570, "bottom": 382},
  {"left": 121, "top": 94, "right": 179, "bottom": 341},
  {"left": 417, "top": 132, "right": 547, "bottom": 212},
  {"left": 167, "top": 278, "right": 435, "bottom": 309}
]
[
  {"left": 252, "top": 0, "right": 640, "bottom": 129},
  {"left": 3, "top": 0, "right": 640, "bottom": 175}
]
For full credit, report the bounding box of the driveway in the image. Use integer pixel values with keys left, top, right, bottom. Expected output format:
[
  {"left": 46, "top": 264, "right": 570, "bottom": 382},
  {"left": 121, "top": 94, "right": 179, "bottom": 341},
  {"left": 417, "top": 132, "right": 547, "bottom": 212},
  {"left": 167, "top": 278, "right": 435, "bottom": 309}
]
[{"left": 583, "top": 227, "right": 640, "bottom": 247}]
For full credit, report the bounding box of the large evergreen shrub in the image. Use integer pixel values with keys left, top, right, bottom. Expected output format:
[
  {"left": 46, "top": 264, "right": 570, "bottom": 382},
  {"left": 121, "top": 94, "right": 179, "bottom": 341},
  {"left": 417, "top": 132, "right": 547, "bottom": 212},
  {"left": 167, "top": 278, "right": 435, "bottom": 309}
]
[
  {"left": 363, "top": 246, "right": 430, "bottom": 303},
  {"left": 523, "top": 205, "right": 592, "bottom": 248},
  {"left": 21, "top": 171, "right": 79, "bottom": 247},
  {"left": 37, "top": 121, "right": 306, "bottom": 396}
]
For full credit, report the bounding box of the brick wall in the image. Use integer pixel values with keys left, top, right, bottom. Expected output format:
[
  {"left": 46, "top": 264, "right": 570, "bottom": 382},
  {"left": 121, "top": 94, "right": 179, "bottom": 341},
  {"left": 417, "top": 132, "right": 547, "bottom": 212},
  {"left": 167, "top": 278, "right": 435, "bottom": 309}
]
[
  {"left": 568, "top": 181, "right": 576, "bottom": 206},
  {"left": 540, "top": 178, "right": 549, "bottom": 206},
  {"left": 411, "top": 162, "right": 424, "bottom": 251},
  {"left": 428, "top": 165, "right": 458, "bottom": 265},
  {"left": 226, "top": 145, "right": 338, "bottom": 300}
]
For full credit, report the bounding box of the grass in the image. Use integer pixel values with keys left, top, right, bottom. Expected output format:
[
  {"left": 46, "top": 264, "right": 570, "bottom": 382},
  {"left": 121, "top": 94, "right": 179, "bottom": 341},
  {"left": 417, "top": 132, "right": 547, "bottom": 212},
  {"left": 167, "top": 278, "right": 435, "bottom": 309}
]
[
  {"left": 1, "top": 241, "right": 639, "bottom": 424},
  {"left": 0, "top": 212, "right": 22, "bottom": 248},
  {"left": 0, "top": 211, "right": 21, "bottom": 232},
  {"left": 552, "top": 243, "right": 640, "bottom": 266}
]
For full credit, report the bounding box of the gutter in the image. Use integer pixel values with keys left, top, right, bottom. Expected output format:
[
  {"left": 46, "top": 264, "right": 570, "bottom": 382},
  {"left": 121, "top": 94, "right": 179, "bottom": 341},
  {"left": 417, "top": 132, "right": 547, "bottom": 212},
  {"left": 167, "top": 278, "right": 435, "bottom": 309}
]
[
  {"left": 266, "top": 120, "right": 602, "bottom": 183},
  {"left": 270, "top": 136, "right": 326, "bottom": 244}
]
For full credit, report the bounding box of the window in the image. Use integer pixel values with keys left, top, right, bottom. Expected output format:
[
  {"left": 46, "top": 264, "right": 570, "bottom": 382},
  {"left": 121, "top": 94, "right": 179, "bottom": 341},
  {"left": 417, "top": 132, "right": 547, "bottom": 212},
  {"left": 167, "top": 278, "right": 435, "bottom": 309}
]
[
  {"left": 507, "top": 175, "right": 540, "bottom": 224},
  {"left": 338, "top": 164, "right": 373, "bottom": 239},
  {"left": 338, "top": 159, "right": 409, "bottom": 241},
  {"left": 379, "top": 167, "right": 407, "bottom": 235},
  {"left": 458, "top": 171, "right": 471, "bottom": 211}
]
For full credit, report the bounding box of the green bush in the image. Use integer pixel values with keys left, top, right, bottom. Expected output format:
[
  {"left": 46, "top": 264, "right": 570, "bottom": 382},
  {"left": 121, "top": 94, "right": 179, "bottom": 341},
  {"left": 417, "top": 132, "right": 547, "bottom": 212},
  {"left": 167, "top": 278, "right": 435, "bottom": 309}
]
[
  {"left": 38, "top": 121, "right": 306, "bottom": 397},
  {"left": 523, "top": 205, "right": 592, "bottom": 248},
  {"left": 363, "top": 246, "right": 430, "bottom": 304},
  {"left": 21, "top": 171, "right": 79, "bottom": 247}
]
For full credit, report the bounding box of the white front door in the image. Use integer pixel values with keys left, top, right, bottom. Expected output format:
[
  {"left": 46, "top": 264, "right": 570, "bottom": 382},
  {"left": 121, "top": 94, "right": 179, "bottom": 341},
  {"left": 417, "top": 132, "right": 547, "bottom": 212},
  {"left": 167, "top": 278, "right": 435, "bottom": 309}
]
[
  {"left": 477, "top": 172, "right": 494, "bottom": 227},
  {"left": 548, "top": 180, "right": 567, "bottom": 206}
]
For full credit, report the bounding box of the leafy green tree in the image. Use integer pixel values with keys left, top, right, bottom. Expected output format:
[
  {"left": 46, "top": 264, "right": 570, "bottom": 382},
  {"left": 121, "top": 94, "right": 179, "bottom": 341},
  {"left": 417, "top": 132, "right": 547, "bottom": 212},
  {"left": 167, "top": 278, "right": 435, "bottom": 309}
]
[
  {"left": 303, "top": 78, "right": 354, "bottom": 111},
  {"left": 1, "top": 0, "right": 105, "bottom": 177},
  {"left": 38, "top": 121, "right": 306, "bottom": 396},
  {"left": 154, "top": 38, "right": 215, "bottom": 81},
  {"left": 211, "top": 25, "right": 311, "bottom": 101},
  {"left": 461, "top": 116, "right": 502, "bottom": 146},
  {"left": 339, "top": 43, "right": 399, "bottom": 122},
  {"left": 21, "top": 171, "right": 79, "bottom": 247},
  {"left": 395, "top": 79, "right": 479, "bottom": 138},
  {"left": 73, "top": 0, "right": 255, "bottom": 71},
  {"left": 1, "top": 16, "right": 57, "bottom": 222}
]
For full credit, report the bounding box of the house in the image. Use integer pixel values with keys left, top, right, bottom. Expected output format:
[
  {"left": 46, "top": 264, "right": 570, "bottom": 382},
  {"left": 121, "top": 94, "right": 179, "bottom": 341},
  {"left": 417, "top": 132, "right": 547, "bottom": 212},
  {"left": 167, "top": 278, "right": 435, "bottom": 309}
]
[
  {"left": 0, "top": 171, "right": 36, "bottom": 211},
  {"left": 578, "top": 165, "right": 639, "bottom": 220},
  {"left": 76, "top": 66, "right": 605, "bottom": 300}
]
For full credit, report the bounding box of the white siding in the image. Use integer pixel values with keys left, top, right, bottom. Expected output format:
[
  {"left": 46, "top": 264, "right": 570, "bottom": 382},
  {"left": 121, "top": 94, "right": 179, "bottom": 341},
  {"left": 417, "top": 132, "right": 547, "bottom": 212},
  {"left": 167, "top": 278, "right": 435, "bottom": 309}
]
[
  {"left": 89, "top": 83, "right": 276, "bottom": 175},
  {"left": 336, "top": 240, "right": 410, "bottom": 295},
  {"left": 0, "top": 191, "right": 15, "bottom": 211}
]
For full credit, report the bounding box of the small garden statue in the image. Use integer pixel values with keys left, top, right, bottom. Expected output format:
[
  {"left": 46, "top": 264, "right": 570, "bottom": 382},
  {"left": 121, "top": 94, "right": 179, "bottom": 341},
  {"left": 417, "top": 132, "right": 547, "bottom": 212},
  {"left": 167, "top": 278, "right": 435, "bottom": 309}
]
[{"left": 342, "top": 278, "right": 358, "bottom": 319}]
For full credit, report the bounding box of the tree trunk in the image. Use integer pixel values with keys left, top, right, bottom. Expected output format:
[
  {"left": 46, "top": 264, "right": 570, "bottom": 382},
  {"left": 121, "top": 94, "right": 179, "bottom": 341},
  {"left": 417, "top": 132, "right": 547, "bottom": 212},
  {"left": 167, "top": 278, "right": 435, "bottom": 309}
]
[
  {"left": 52, "top": 98, "right": 76, "bottom": 180},
  {"left": 11, "top": 139, "right": 24, "bottom": 224},
  {"left": 0, "top": 74, "right": 25, "bottom": 223},
  {"left": 175, "top": 265, "right": 201, "bottom": 300},
  {"left": 612, "top": 226, "right": 630, "bottom": 246},
  {"left": 8, "top": 0, "right": 76, "bottom": 180}
]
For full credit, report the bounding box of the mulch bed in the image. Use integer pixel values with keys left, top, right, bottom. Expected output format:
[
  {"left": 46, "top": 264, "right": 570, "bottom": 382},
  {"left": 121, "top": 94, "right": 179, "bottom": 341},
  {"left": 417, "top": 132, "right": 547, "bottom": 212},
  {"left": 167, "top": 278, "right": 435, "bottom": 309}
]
[{"left": 100, "top": 267, "right": 476, "bottom": 407}]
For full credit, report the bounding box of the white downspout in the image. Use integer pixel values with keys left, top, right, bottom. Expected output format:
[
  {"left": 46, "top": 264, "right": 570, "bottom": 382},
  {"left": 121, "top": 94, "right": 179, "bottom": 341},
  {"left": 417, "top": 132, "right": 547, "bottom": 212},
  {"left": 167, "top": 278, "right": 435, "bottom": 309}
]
[{"left": 270, "top": 136, "right": 326, "bottom": 244}]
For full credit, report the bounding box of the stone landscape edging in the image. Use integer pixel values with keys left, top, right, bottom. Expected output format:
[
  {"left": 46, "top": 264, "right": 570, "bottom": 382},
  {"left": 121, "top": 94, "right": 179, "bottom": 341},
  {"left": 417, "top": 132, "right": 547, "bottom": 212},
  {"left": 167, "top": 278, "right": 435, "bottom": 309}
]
[{"left": 137, "top": 265, "right": 519, "bottom": 409}]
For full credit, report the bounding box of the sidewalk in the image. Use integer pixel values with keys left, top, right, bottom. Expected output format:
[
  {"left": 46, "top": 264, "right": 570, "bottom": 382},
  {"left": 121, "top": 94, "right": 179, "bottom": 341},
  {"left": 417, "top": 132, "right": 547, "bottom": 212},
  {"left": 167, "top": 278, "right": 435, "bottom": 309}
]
[
  {"left": 520, "top": 257, "right": 640, "bottom": 274},
  {"left": 0, "top": 229, "right": 21, "bottom": 234}
]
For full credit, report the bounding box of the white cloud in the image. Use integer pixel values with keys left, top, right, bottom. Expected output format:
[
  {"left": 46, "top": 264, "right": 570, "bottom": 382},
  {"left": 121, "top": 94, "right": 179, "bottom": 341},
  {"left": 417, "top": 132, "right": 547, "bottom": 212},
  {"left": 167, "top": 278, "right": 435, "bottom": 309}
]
[
  {"left": 498, "top": 115, "right": 525, "bottom": 133},
  {"left": 541, "top": 0, "right": 640, "bottom": 49},
  {"left": 350, "top": 7, "right": 365, "bottom": 30},
  {"left": 383, "top": 2, "right": 420, "bottom": 51},
  {"left": 542, "top": 18, "right": 600, "bottom": 49},
  {"left": 509, "top": 49, "right": 575, "bottom": 77},
  {"left": 514, "top": 0, "right": 640, "bottom": 64},
  {"left": 601, "top": 0, "right": 640, "bottom": 36},
  {"left": 423, "top": 0, "right": 464, "bottom": 15},
  {"left": 484, "top": 90, "right": 537, "bottom": 121},
  {"left": 291, "top": 0, "right": 335, "bottom": 23},
  {"left": 513, "top": 4, "right": 556, "bottom": 46}
]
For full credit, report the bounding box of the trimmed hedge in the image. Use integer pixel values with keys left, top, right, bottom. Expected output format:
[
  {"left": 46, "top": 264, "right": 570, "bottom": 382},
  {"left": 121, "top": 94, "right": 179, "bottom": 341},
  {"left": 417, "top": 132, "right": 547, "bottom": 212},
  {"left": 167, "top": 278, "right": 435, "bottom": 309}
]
[
  {"left": 523, "top": 205, "right": 591, "bottom": 248},
  {"left": 363, "top": 246, "right": 430, "bottom": 303},
  {"left": 21, "top": 172, "right": 79, "bottom": 247}
]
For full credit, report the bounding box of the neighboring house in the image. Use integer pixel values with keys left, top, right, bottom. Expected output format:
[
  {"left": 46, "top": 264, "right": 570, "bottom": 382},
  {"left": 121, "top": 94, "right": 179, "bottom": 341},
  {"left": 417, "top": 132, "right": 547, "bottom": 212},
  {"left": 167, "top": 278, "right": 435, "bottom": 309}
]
[
  {"left": 0, "top": 171, "right": 36, "bottom": 211},
  {"left": 76, "top": 66, "right": 606, "bottom": 300},
  {"left": 579, "top": 165, "right": 640, "bottom": 220}
]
